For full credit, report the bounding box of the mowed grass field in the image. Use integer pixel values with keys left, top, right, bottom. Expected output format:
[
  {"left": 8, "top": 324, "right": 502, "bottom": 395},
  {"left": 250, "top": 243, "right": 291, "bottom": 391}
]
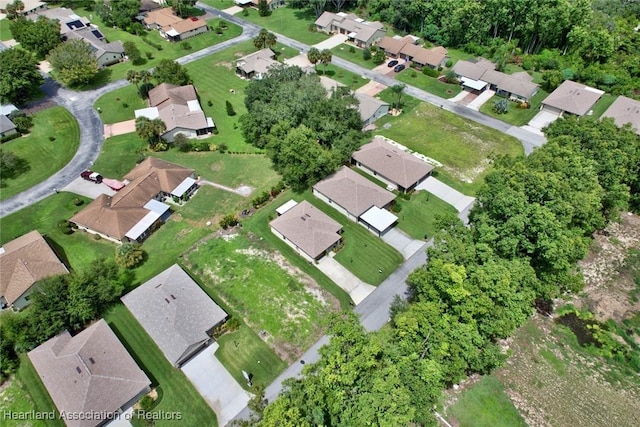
[
  {"left": 238, "top": 5, "right": 328, "bottom": 45},
  {"left": 375, "top": 92, "right": 523, "bottom": 195},
  {"left": 0, "top": 107, "right": 80, "bottom": 201},
  {"left": 185, "top": 233, "right": 340, "bottom": 361},
  {"left": 94, "top": 84, "right": 146, "bottom": 124},
  {"left": 479, "top": 89, "right": 549, "bottom": 126},
  {"left": 396, "top": 71, "right": 462, "bottom": 99},
  {"left": 105, "top": 304, "right": 218, "bottom": 427},
  {"left": 395, "top": 191, "right": 458, "bottom": 240}
]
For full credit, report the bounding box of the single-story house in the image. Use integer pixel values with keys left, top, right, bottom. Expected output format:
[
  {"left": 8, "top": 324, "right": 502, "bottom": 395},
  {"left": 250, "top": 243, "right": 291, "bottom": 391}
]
[
  {"left": 0, "top": 230, "right": 69, "bottom": 310},
  {"left": 270, "top": 200, "right": 343, "bottom": 262},
  {"left": 235, "top": 48, "right": 278, "bottom": 80},
  {"left": 399, "top": 44, "right": 448, "bottom": 69},
  {"left": 377, "top": 35, "right": 417, "bottom": 58},
  {"left": 33, "top": 8, "right": 122, "bottom": 66},
  {"left": 314, "top": 11, "right": 385, "bottom": 48},
  {"left": 354, "top": 92, "right": 390, "bottom": 127},
  {"left": 0, "top": 103, "right": 17, "bottom": 116},
  {"left": 0, "top": 0, "right": 46, "bottom": 18},
  {"left": 453, "top": 58, "right": 539, "bottom": 102},
  {"left": 600, "top": 96, "right": 640, "bottom": 135},
  {"left": 135, "top": 83, "right": 215, "bottom": 141},
  {"left": 541, "top": 80, "right": 604, "bottom": 116},
  {"left": 143, "top": 7, "right": 182, "bottom": 30},
  {"left": 234, "top": 0, "right": 285, "bottom": 9},
  {"left": 313, "top": 166, "right": 397, "bottom": 236},
  {"left": 161, "top": 16, "right": 208, "bottom": 41},
  {"left": 0, "top": 114, "right": 16, "bottom": 138},
  {"left": 70, "top": 157, "right": 198, "bottom": 243},
  {"left": 122, "top": 264, "right": 227, "bottom": 367},
  {"left": 352, "top": 136, "right": 434, "bottom": 193},
  {"left": 28, "top": 319, "right": 151, "bottom": 427},
  {"left": 33, "top": 8, "right": 124, "bottom": 67},
  {"left": 319, "top": 75, "right": 346, "bottom": 96}
]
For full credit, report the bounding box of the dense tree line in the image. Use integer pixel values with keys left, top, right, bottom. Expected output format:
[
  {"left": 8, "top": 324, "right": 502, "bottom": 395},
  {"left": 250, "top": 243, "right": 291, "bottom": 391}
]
[
  {"left": 0, "top": 48, "right": 44, "bottom": 104},
  {"left": 240, "top": 65, "right": 365, "bottom": 190},
  {"left": 250, "top": 117, "right": 640, "bottom": 425},
  {"left": 0, "top": 259, "right": 128, "bottom": 379}
]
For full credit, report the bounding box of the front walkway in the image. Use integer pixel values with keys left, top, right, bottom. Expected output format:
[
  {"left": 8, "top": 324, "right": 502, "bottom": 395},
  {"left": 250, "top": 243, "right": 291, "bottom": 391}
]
[
  {"left": 467, "top": 89, "right": 495, "bottom": 110},
  {"left": 381, "top": 228, "right": 424, "bottom": 259},
  {"left": 316, "top": 255, "right": 375, "bottom": 305},
  {"left": 181, "top": 343, "right": 252, "bottom": 427},
  {"left": 312, "top": 34, "right": 347, "bottom": 50},
  {"left": 416, "top": 176, "right": 476, "bottom": 213}
]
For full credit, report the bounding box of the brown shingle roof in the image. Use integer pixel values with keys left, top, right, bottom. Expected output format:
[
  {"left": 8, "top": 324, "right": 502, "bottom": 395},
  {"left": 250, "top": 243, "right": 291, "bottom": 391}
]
[
  {"left": 270, "top": 201, "right": 342, "bottom": 259},
  {"left": 28, "top": 320, "right": 151, "bottom": 427},
  {"left": 147, "top": 83, "right": 209, "bottom": 132},
  {"left": 601, "top": 96, "right": 640, "bottom": 135},
  {"left": 400, "top": 44, "right": 448, "bottom": 67},
  {"left": 378, "top": 36, "right": 415, "bottom": 56},
  {"left": 313, "top": 166, "right": 395, "bottom": 217},
  {"left": 352, "top": 136, "right": 434, "bottom": 189},
  {"left": 453, "top": 58, "right": 538, "bottom": 98},
  {"left": 71, "top": 158, "right": 194, "bottom": 240},
  {"left": 0, "top": 231, "right": 68, "bottom": 305},
  {"left": 162, "top": 16, "right": 207, "bottom": 35},
  {"left": 236, "top": 48, "right": 278, "bottom": 75},
  {"left": 542, "top": 80, "right": 603, "bottom": 116},
  {"left": 144, "top": 7, "right": 182, "bottom": 27}
]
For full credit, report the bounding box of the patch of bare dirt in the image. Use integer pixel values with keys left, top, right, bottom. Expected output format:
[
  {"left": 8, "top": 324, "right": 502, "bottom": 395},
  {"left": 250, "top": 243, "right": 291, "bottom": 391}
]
[
  {"left": 216, "top": 62, "right": 233, "bottom": 70},
  {"left": 575, "top": 212, "right": 640, "bottom": 322}
]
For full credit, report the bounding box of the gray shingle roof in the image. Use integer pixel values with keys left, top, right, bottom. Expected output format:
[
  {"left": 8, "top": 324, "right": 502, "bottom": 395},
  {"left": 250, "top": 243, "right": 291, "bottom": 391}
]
[
  {"left": 121, "top": 264, "right": 227, "bottom": 366},
  {"left": 0, "top": 114, "right": 15, "bottom": 134},
  {"left": 601, "top": 96, "right": 640, "bottom": 135},
  {"left": 28, "top": 320, "right": 150, "bottom": 427},
  {"left": 542, "top": 80, "right": 604, "bottom": 116}
]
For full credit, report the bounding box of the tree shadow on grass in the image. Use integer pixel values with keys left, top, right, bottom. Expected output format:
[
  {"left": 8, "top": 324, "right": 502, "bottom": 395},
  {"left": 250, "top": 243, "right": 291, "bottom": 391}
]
[{"left": 0, "top": 154, "right": 30, "bottom": 187}]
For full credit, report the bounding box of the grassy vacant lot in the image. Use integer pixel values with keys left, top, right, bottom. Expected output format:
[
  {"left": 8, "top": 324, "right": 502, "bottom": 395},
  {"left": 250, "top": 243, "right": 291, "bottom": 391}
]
[
  {"left": 73, "top": 7, "right": 242, "bottom": 82},
  {"left": 396, "top": 71, "right": 462, "bottom": 99},
  {"left": 487, "top": 316, "right": 640, "bottom": 427},
  {"left": 0, "top": 193, "right": 114, "bottom": 270},
  {"left": 445, "top": 376, "right": 526, "bottom": 427},
  {"left": 479, "top": 89, "right": 549, "bottom": 126},
  {"left": 295, "top": 190, "right": 403, "bottom": 286},
  {"left": 375, "top": 98, "right": 523, "bottom": 195},
  {"left": 0, "top": 107, "right": 79, "bottom": 201},
  {"left": 445, "top": 48, "right": 475, "bottom": 65},
  {"left": 315, "top": 64, "right": 369, "bottom": 89},
  {"left": 186, "top": 233, "right": 340, "bottom": 361},
  {"left": 331, "top": 44, "right": 377, "bottom": 69},
  {"left": 396, "top": 191, "right": 458, "bottom": 240},
  {"left": 105, "top": 304, "right": 218, "bottom": 427},
  {"left": 0, "top": 19, "right": 11, "bottom": 40},
  {"left": 94, "top": 84, "right": 146, "bottom": 124},
  {"left": 239, "top": 5, "right": 328, "bottom": 45}
]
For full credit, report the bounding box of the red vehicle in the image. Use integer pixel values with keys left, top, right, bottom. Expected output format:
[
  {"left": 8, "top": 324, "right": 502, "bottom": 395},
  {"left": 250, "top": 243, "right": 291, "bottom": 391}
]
[{"left": 80, "top": 170, "right": 103, "bottom": 183}]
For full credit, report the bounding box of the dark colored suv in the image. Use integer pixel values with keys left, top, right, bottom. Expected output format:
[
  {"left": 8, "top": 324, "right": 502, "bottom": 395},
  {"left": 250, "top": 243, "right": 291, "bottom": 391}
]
[
  {"left": 393, "top": 64, "right": 406, "bottom": 73},
  {"left": 387, "top": 59, "right": 399, "bottom": 68}
]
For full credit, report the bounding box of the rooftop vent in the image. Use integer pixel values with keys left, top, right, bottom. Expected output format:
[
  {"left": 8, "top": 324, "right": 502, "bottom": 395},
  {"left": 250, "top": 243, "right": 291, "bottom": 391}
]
[
  {"left": 89, "top": 357, "right": 95, "bottom": 364},
  {"left": 76, "top": 367, "right": 82, "bottom": 374}
]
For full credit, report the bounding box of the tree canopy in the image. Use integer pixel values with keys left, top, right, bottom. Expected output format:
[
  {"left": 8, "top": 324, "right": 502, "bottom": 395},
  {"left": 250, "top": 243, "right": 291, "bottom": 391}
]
[
  {"left": 9, "top": 16, "right": 61, "bottom": 59},
  {"left": 153, "top": 59, "right": 191, "bottom": 86},
  {"left": 48, "top": 39, "right": 100, "bottom": 86},
  {"left": 0, "top": 47, "right": 44, "bottom": 104},
  {"left": 97, "top": 0, "right": 140, "bottom": 31}
]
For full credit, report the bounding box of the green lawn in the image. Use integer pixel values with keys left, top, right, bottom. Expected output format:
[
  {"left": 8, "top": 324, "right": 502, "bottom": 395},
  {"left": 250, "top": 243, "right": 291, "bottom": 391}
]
[
  {"left": 331, "top": 44, "right": 377, "bottom": 69},
  {"left": 0, "top": 107, "right": 80, "bottom": 201},
  {"left": 240, "top": 6, "right": 328, "bottom": 45},
  {"left": 446, "top": 376, "right": 526, "bottom": 427},
  {"left": 503, "top": 64, "right": 543, "bottom": 84},
  {"left": 11, "top": 355, "right": 65, "bottom": 427},
  {"left": 396, "top": 71, "right": 462, "bottom": 99},
  {"left": 215, "top": 324, "right": 288, "bottom": 389},
  {"left": 479, "top": 89, "right": 549, "bottom": 126},
  {"left": 72, "top": 8, "right": 242, "bottom": 83},
  {"left": 0, "top": 193, "right": 114, "bottom": 270},
  {"left": 395, "top": 191, "right": 458, "bottom": 240},
  {"left": 94, "top": 84, "right": 146, "bottom": 124},
  {"left": 315, "top": 64, "right": 369, "bottom": 89},
  {"left": 375, "top": 100, "right": 523, "bottom": 195},
  {"left": 588, "top": 93, "right": 617, "bottom": 119},
  {"left": 445, "top": 48, "right": 474, "bottom": 65},
  {"left": 105, "top": 304, "right": 218, "bottom": 427},
  {"left": 0, "top": 18, "right": 12, "bottom": 41},
  {"left": 295, "top": 191, "right": 403, "bottom": 286},
  {"left": 185, "top": 232, "right": 340, "bottom": 361}
]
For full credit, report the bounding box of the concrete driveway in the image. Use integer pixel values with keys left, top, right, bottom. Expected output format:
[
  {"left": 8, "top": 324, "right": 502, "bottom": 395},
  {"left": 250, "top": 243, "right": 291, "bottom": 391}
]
[
  {"left": 467, "top": 89, "right": 495, "bottom": 111},
  {"left": 313, "top": 34, "right": 347, "bottom": 50},
  {"left": 181, "top": 343, "right": 251, "bottom": 427},
  {"left": 526, "top": 109, "right": 560, "bottom": 133},
  {"left": 316, "top": 255, "right": 375, "bottom": 305},
  {"left": 416, "top": 176, "right": 475, "bottom": 212},
  {"left": 381, "top": 228, "right": 424, "bottom": 259},
  {"left": 62, "top": 176, "right": 116, "bottom": 199},
  {"left": 104, "top": 119, "right": 136, "bottom": 138},
  {"left": 355, "top": 80, "right": 387, "bottom": 96}
]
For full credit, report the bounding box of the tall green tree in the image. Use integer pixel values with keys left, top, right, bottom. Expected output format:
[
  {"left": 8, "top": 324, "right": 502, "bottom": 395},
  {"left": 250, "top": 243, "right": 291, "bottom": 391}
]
[
  {"left": 153, "top": 59, "right": 191, "bottom": 85},
  {"left": 9, "top": 16, "right": 61, "bottom": 59},
  {"left": 0, "top": 47, "right": 44, "bottom": 104},
  {"left": 253, "top": 29, "right": 277, "bottom": 50},
  {"left": 4, "top": 0, "right": 24, "bottom": 20},
  {"left": 389, "top": 83, "right": 406, "bottom": 109},
  {"left": 48, "top": 39, "right": 100, "bottom": 86},
  {"left": 135, "top": 116, "right": 167, "bottom": 147},
  {"left": 306, "top": 47, "right": 320, "bottom": 70},
  {"left": 257, "top": 0, "right": 271, "bottom": 17},
  {"left": 97, "top": 0, "right": 140, "bottom": 30},
  {"left": 319, "top": 49, "right": 332, "bottom": 72}
]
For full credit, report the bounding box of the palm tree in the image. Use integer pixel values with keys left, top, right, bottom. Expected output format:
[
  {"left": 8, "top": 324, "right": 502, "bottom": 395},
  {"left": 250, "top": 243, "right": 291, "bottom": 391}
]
[
  {"left": 319, "top": 49, "right": 332, "bottom": 74},
  {"left": 138, "top": 70, "right": 152, "bottom": 99},
  {"left": 126, "top": 70, "right": 140, "bottom": 96},
  {"left": 390, "top": 83, "right": 406, "bottom": 110},
  {"left": 307, "top": 47, "right": 320, "bottom": 71},
  {"left": 253, "top": 29, "right": 277, "bottom": 49}
]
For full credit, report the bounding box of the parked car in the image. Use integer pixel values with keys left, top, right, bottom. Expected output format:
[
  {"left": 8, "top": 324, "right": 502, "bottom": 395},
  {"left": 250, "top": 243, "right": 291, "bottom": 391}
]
[
  {"left": 393, "top": 64, "right": 406, "bottom": 73},
  {"left": 387, "top": 59, "right": 399, "bottom": 68},
  {"left": 80, "top": 170, "right": 103, "bottom": 183}
]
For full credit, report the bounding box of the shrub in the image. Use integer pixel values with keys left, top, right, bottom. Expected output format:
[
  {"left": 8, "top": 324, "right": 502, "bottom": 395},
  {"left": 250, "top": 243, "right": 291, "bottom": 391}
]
[
  {"left": 218, "top": 142, "right": 228, "bottom": 153},
  {"left": 391, "top": 202, "right": 402, "bottom": 213},
  {"left": 174, "top": 133, "right": 192, "bottom": 152},
  {"left": 251, "top": 191, "right": 271, "bottom": 208},
  {"left": 207, "top": 100, "right": 213, "bottom": 107},
  {"left": 373, "top": 49, "right": 386, "bottom": 65},
  {"left": 48, "top": 136, "right": 55, "bottom": 141},
  {"left": 307, "top": 23, "right": 315, "bottom": 32},
  {"left": 349, "top": 45, "right": 355, "bottom": 54},
  {"left": 219, "top": 214, "right": 239, "bottom": 229},
  {"left": 139, "top": 395, "right": 154, "bottom": 412},
  {"left": 422, "top": 67, "right": 439, "bottom": 78},
  {"left": 151, "top": 142, "right": 168, "bottom": 152},
  {"left": 444, "top": 69, "right": 458, "bottom": 84},
  {"left": 410, "top": 70, "right": 417, "bottom": 78},
  {"left": 115, "top": 243, "right": 145, "bottom": 268},
  {"left": 362, "top": 48, "right": 372, "bottom": 61},
  {"left": 93, "top": 233, "right": 102, "bottom": 240},
  {"left": 193, "top": 141, "right": 210, "bottom": 151},
  {"left": 215, "top": 27, "right": 223, "bottom": 35},
  {"left": 493, "top": 98, "right": 510, "bottom": 114},
  {"left": 182, "top": 42, "right": 192, "bottom": 50},
  {"left": 73, "top": 198, "right": 83, "bottom": 206},
  {"left": 226, "top": 100, "right": 236, "bottom": 116},
  {"left": 242, "top": 8, "right": 249, "bottom": 17},
  {"left": 145, "top": 51, "right": 153, "bottom": 59},
  {"left": 11, "top": 115, "right": 33, "bottom": 134},
  {"left": 122, "top": 103, "right": 128, "bottom": 108}
]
